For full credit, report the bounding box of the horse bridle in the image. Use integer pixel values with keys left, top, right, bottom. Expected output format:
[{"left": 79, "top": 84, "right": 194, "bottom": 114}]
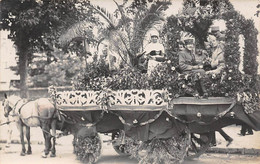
[{"left": 4, "top": 98, "right": 23, "bottom": 117}]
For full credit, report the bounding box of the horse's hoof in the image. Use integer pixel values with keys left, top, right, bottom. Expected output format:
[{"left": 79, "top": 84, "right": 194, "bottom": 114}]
[
  {"left": 27, "top": 151, "right": 32, "bottom": 155},
  {"left": 50, "top": 153, "right": 56, "bottom": 157},
  {"left": 41, "top": 154, "right": 47, "bottom": 158},
  {"left": 20, "top": 152, "right": 26, "bottom": 156},
  {"left": 41, "top": 152, "right": 47, "bottom": 158}
]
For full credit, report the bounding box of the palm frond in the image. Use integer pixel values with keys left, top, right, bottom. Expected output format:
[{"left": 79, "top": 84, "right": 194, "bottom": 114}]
[
  {"left": 130, "top": 1, "right": 171, "bottom": 55},
  {"left": 89, "top": 4, "right": 116, "bottom": 29},
  {"left": 113, "top": 0, "right": 130, "bottom": 27},
  {"left": 59, "top": 21, "right": 96, "bottom": 47}
]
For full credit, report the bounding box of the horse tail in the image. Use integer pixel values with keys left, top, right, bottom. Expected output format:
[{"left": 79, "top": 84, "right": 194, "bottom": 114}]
[
  {"left": 49, "top": 98, "right": 62, "bottom": 122},
  {"left": 32, "top": 99, "right": 57, "bottom": 120}
]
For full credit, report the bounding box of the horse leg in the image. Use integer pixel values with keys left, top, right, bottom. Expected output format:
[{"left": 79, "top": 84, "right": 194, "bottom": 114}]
[
  {"left": 18, "top": 122, "right": 26, "bottom": 156},
  {"left": 50, "top": 119, "right": 57, "bottom": 157},
  {"left": 25, "top": 126, "right": 32, "bottom": 154},
  {"left": 41, "top": 123, "right": 51, "bottom": 158},
  {"left": 5, "top": 121, "right": 12, "bottom": 148}
]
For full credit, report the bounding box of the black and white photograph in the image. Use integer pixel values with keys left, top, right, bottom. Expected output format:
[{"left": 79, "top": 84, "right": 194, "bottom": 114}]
[{"left": 0, "top": 0, "right": 260, "bottom": 163}]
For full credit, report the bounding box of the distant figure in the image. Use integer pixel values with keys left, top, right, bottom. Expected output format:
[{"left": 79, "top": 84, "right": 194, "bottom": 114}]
[
  {"left": 211, "top": 129, "right": 233, "bottom": 147},
  {"left": 143, "top": 29, "right": 165, "bottom": 76}
]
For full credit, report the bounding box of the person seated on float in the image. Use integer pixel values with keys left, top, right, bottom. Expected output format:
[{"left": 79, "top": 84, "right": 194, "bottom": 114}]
[
  {"left": 178, "top": 38, "right": 207, "bottom": 97},
  {"left": 143, "top": 30, "right": 165, "bottom": 76},
  {"left": 178, "top": 38, "right": 205, "bottom": 74},
  {"left": 205, "top": 34, "right": 225, "bottom": 75}
]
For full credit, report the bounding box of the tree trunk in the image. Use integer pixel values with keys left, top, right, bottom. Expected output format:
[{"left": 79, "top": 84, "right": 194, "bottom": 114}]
[{"left": 19, "top": 49, "right": 29, "bottom": 98}]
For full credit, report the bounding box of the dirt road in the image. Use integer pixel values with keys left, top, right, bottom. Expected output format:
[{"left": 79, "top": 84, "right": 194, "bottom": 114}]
[{"left": 1, "top": 133, "right": 260, "bottom": 164}]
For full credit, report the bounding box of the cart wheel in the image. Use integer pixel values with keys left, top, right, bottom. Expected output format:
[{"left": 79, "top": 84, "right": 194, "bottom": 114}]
[
  {"left": 112, "top": 131, "right": 131, "bottom": 156},
  {"left": 186, "top": 132, "right": 214, "bottom": 159},
  {"left": 138, "top": 128, "right": 191, "bottom": 164},
  {"left": 74, "top": 134, "right": 102, "bottom": 164}
]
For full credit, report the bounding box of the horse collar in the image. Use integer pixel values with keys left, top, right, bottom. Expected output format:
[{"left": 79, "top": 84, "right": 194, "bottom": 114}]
[
  {"left": 17, "top": 100, "right": 29, "bottom": 114},
  {"left": 12, "top": 99, "right": 28, "bottom": 116},
  {"left": 13, "top": 99, "right": 23, "bottom": 112}
]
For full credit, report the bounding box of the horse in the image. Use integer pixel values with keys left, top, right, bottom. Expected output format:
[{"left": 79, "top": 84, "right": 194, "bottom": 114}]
[{"left": 2, "top": 93, "right": 58, "bottom": 158}]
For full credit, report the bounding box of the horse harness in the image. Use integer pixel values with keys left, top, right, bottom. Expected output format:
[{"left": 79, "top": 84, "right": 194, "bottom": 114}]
[
  {"left": 8, "top": 98, "right": 26, "bottom": 117},
  {"left": 10, "top": 98, "right": 56, "bottom": 122},
  {"left": 12, "top": 98, "right": 59, "bottom": 138}
]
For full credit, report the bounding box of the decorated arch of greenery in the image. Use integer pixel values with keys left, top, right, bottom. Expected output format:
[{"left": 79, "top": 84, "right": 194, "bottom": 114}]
[
  {"left": 163, "top": 0, "right": 259, "bottom": 113},
  {"left": 73, "top": 0, "right": 259, "bottom": 113}
]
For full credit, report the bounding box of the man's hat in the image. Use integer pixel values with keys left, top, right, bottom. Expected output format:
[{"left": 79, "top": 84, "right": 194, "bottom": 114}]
[
  {"left": 150, "top": 30, "right": 159, "bottom": 38},
  {"left": 184, "top": 39, "right": 194, "bottom": 45}
]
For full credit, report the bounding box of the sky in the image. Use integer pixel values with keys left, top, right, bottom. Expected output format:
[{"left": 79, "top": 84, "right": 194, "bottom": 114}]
[{"left": 0, "top": 0, "right": 260, "bottom": 89}]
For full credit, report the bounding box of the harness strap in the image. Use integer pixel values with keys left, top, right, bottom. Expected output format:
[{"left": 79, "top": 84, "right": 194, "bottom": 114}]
[
  {"left": 11, "top": 99, "right": 23, "bottom": 115},
  {"left": 18, "top": 100, "right": 29, "bottom": 115},
  {"left": 17, "top": 100, "right": 57, "bottom": 121}
]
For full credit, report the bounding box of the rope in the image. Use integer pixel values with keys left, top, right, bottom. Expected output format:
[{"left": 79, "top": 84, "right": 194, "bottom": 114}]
[
  {"left": 0, "top": 120, "right": 16, "bottom": 126},
  {"left": 164, "top": 100, "right": 236, "bottom": 125},
  {"left": 110, "top": 110, "right": 164, "bottom": 127},
  {"left": 59, "top": 110, "right": 106, "bottom": 128},
  {"left": 40, "top": 127, "right": 69, "bottom": 139}
]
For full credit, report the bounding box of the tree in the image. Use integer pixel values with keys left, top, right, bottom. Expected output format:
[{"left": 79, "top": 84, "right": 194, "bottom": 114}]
[
  {"left": 0, "top": 0, "right": 93, "bottom": 97},
  {"left": 59, "top": 0, "right": 171, "bottom": 68}
]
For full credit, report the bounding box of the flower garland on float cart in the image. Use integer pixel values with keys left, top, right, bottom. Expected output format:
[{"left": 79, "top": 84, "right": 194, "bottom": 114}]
[{"left": 163, "top": 0, "right": 259, "bottom": 113}]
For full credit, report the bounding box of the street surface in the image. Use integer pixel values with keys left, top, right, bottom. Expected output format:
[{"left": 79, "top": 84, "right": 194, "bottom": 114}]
[
  {"left": 1, "top": 126, "right": 260, "bottom": 164},
  {"left": 1, "top": 103, "right": 260, "bottom": 164}
]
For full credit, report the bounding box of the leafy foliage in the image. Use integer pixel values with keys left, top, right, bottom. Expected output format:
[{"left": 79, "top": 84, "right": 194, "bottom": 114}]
[
  {"left": 72, "top": 57, "right": 110, "bottom": 91},
  {"left": 0, "top": 0, "right": 95, "bottom": 95},
  {"left": 74, "top": 135, "right": 101, "bottom": 163},
  {"left": 138, "top": 130, "right": 190, "bottom": 164}
]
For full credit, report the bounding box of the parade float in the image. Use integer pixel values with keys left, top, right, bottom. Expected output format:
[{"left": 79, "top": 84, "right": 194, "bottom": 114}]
[{"left": 49, "top": 0, "right": 260, "bottom": 163}]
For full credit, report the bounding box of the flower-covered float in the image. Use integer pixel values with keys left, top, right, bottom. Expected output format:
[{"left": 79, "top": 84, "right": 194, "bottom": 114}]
[{"left": 49, "top": 0, "right": 260, "bottom": 163}]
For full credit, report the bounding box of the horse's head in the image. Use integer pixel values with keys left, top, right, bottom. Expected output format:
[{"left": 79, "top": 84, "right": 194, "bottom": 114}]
[
  {"left": 2, "top": 93, "right": 12, "bottom": 117},
  {"left": 2, "top": 94, "right": 21, "bottom": 117}
]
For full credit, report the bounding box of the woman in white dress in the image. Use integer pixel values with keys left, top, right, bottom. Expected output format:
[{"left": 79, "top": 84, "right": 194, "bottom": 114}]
[{"left": 143, "top": 30, "right": 165, "bottom": 76}]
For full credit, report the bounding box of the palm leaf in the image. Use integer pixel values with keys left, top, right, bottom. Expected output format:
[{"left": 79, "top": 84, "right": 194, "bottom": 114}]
[
  {"left": 89, "top": 4, "right": 116, "bottom": 29},
  {"left": 130, "top": 1, "right": 171, "bottom": 55},
  {"left": 59, "top": 21, "right": 97, "bottom": 47}
]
